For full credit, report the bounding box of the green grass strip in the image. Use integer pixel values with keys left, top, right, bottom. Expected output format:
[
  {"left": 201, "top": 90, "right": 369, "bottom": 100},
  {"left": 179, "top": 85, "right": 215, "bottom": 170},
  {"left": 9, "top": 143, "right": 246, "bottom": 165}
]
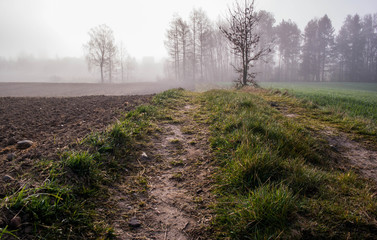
[{"left": 202, "top": 89, "right": 377, "bottom": 239}]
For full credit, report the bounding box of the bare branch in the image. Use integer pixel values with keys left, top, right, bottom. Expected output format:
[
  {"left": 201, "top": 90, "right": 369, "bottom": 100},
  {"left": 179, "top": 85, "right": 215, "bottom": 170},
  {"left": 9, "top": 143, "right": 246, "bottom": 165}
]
[{"left": 219, "top": 0, "right": 270, "bottom": 86}]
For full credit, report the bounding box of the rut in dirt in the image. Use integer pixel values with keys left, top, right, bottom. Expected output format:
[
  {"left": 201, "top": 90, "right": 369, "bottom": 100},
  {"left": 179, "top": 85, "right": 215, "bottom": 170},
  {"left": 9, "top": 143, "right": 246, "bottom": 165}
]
[
  {"left": 281, "top": 107, "right": 377, "bottom": 183},
  {"left": 111, "top": 103, "right": 214, "bottom": 240},
  {"left": 324, "top": 129, "right": 377, "bottom": 182}
]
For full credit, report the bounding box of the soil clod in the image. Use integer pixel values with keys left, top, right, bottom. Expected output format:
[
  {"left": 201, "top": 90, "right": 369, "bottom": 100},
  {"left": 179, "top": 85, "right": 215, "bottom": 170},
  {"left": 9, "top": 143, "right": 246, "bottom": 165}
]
[
  {"left": 6, "top": 153, "right": 16, "bottom": 161},
  {"left": 128, "top": 217, "right": 142, "bottom": 228},
  {"left": 7, "top": 137, "right": 17, "bottom": 146},
  {"left": 10, "top": 216, "right": 21, "bottom": 229}
]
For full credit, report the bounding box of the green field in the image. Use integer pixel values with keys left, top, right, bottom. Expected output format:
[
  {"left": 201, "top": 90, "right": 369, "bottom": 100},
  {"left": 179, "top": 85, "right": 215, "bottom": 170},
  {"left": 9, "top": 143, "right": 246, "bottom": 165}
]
[{"left": 260, "top": 82, "right": 377, "bottom": 122}]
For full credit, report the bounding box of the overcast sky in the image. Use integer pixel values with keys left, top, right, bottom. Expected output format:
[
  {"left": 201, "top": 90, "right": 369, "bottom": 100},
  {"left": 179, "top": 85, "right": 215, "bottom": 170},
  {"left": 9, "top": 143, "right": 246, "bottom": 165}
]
[{"left": 0, "top": 0, "right": 376, "bottom": 60}]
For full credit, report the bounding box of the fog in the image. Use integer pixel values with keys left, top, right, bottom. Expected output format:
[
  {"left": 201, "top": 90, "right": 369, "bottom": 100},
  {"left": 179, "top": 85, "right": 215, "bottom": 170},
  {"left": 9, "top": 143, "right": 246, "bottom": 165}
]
[
  {"left": 0, "top": 56, "right": 163, "bottom": 83},
  {"left": 0, "top": 0, "right": 376, "bottom": 83}
]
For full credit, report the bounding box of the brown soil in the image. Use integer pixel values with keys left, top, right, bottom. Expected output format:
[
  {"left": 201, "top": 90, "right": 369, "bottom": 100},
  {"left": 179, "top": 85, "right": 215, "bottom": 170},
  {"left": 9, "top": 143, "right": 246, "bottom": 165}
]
[
  {"left": 0, "top": 95, "right": 152, "bottom": 197},
  {"left": 0, "top": 82, "right": 194, "bottom": 97},
  {"left": 324, "top": 129, "right": 377, "bottom": 181},
  {"left": 0, "top": 91, "right": 215, "bottom": 239},
  {"left": 107, "top": 102, "right": 215, "bottom": 239}
]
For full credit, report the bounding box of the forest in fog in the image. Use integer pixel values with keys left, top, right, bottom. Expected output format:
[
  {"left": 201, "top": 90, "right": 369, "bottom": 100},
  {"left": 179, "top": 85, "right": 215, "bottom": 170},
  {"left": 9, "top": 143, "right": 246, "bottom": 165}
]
[
  {"left": 164, "top": 9, "right": 377, "bottom": 83},
  {"left": 0, "top": 7, "right": 376, "bottom": 83}
]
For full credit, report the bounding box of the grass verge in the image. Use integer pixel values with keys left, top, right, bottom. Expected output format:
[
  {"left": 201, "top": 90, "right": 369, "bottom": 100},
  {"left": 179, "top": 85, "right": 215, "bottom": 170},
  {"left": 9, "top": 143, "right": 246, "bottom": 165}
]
[
  {"left": 201, "top": 89, "right": 377, "bottom": 239},
  {"left": 260, "top": 82, "right": 377, "bottom": 140}
]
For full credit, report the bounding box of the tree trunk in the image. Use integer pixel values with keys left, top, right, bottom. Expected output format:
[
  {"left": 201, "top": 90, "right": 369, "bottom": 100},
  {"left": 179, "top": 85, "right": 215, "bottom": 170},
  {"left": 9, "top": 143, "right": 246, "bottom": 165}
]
[
  {"left": 100, "top": 64, "right": 104, "bottom": 83},
  {"left": 193, "top": 25, "right": 196, "bottom": 82},
  {"left": 109, "top": 60, "right": 112, "bottom": 83}
]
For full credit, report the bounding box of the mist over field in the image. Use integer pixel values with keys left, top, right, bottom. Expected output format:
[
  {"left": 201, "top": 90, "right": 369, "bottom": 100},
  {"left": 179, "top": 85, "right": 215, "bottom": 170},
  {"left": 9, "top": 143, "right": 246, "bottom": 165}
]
[
  {"left": 0, "top": 56, "right": 163, "bottom": 83},
  {"left": 2, "top": 1, "right": 377, "bottom": 240},
  {"left": 0, "top": 0, "right": 376, "bottom": 85}
]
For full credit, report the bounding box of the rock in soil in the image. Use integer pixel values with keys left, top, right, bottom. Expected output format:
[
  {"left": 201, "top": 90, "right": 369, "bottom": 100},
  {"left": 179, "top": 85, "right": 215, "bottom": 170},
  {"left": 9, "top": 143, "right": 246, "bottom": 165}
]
[
  {"left": 3, "top": 175, "right": 15, "bottom": 182},
  {"left": 128, "top": 217, "right": 141, "bottom": 228},
  {"left": 10, "top": 216, "right": 21, "bottom": 228},
  {"left": 16, "top": 140, "right": 33, "bottom": 149},
  {"left": 141, "top": 152, "right": 149, "bottom": 160},
  {"left": 7, "top": 153, "right": 16, "bottom": 161}
]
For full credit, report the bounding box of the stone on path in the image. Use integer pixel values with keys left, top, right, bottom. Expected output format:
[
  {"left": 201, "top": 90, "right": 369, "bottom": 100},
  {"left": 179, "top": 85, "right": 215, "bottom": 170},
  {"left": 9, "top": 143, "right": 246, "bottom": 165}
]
[
  {"left": 3, "top": 175, "right": 15, "bottom": 182},
  {"left": 128, "top": 217, "right": 141, "bottom": 228},
  {"left": 16, "top": 140, "right": 33, "bottom": 149},
  {"left": 141, "top": 152, "right": 149, "bottom": 160}
]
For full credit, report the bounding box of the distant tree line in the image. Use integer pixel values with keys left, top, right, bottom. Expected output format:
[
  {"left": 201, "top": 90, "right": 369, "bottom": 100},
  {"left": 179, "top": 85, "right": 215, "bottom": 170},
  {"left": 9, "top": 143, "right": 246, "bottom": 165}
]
[
  {"left": 267, "top": 13, "right": 377, "bottom": 83},
  {"left": 165, "top": 9, "right": 377, "bottom": 83},
  {"left": 164, "top": 9, "right": 236, "bottom": 83}
]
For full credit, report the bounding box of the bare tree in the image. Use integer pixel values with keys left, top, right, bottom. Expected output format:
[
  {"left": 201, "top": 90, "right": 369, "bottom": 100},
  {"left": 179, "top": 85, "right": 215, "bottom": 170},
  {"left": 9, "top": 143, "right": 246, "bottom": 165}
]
[
  {"left": 125, "top": 56, "right": 136, "bottom": 81},
  {"left": 165, "top": 15, "right": 181, "bottom": 81},
  {"left": 190, "top": 8, "right": 212, "bottom": 81},
  {"left": 165, "top": 15, "right": 191, "bottom": 81},
  {"left": 177, "top": 18, "right": 190, "bottom": 81},
  {"left": 118, "top": 41, "right": 128, "bottom": 82},
  {"left": 220, "top": 0, "right": 270, "bottom": 86},
  {"left": 105, "top": 39, "right": 117, "bottom": 83},
  {"left": 190, "top": 9, "right": 200, "bottom": 81},
  {"left": 83, "top": 24, "right": 116, "bottom": 83}
]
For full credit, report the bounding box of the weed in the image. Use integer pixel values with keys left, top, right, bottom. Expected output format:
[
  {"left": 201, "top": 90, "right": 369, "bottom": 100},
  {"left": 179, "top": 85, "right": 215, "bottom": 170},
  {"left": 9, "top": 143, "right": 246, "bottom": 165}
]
[
  {"left": 171, "top": 172, "right": 184, "bottom": 181},
  {"left": 135, "top": 176, "right": 148, "bottom": 191},
  {"left": 152, "top": 88, "right": 185, "bottom": 106},
  {"left": 1, "top": 180, "right": 94, "bottom": 239},
  {"left": 170, "top": 160, "right": 184, "bottom": 166},
  {"left": 216, "top": 184, "right": 296, "bottom": 239},
  {"left": 193, "top": 197, "right": 203, "bottom": 204},
  {"left": 182, "top": 126, "right": 195, "bottom": 135},
  {"left": 63, "top": 151, "right": 97, "bottom": 177},
  {"left": 0, "top": 226, "right": 19, "bottom": 239},
  {"left": 170, "top": 139, "right": 181, "bottom": 144}
]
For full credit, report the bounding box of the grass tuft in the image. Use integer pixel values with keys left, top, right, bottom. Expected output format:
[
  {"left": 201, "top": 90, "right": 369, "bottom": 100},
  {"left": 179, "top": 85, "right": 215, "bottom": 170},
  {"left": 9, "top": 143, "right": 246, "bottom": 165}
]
[{"left": 216, "top": 184, "right": 296, "bottom": 239}]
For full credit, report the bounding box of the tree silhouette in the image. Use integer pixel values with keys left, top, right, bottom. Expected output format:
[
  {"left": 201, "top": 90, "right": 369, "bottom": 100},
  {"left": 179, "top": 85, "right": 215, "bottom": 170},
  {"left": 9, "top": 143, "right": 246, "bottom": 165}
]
[
  {"left": 83, "top": 24, "right": 116, "bottom": 83},
  {"left": 220, "top": 0, "right": 270, "bottom": 86}
]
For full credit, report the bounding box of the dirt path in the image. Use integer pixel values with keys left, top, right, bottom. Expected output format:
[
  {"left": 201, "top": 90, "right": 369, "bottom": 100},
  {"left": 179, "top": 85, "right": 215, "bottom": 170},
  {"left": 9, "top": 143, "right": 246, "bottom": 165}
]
[
  {"left": 109, "top": 100, "right": 214, "bottom": 239},
  {"left": 324, "top": 129, "right": 377, "bottom": 180}
]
